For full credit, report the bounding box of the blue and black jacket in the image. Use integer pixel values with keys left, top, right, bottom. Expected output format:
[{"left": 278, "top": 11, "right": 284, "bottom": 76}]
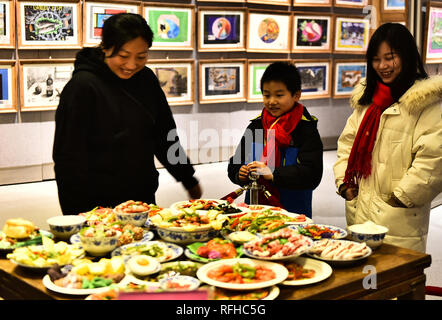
[{"left": 227, "top": 107, "right": 323, "bottom": 218}]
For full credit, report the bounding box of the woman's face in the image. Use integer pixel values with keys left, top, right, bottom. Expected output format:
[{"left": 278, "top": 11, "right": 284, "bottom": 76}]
[
  {"left": 103, "top": 36, "right": 148, "bottom": 80},
  {"left": 262, "top": 80, "right": 301, "bottom": 118},
  {"left": 372, "top": 41, "right": 402, "bottom": 84}
]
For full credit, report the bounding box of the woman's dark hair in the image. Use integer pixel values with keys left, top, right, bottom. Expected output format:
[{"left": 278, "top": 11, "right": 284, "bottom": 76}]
[
  {"left": 101, "top": 13, "right": 154, "bottom": 57},
  {"left": 359, "top": 22, "right": 428, "bottom": 105},
  {"left": 260, "top": 61, "right": 302, "bottom": 95}
]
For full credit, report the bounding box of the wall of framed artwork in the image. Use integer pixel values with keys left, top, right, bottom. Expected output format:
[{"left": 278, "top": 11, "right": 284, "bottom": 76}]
[
  {"left": 292, "top": 12, "right": 333, "bottom": 53},
  {"left": 19, "top": 59, "right": 74, "bottom": 111},
  {"left": 247, "top": 10, "right": 291, "bottom": 53},
  {"left": 334, "top": 16, "right": 370, "bottom": 53},
  {"left": 83, "top": 0, "right": 141, "bottom": 47},
  {"left": 144, "top": 2, "right": 194, "bottom": 51},
  {"left": 0, "top": 0, "right": 15, "bottom": 48},
  {"left": 17, "top": 0, "right": 82, "bottom": 49},
  {"left": 293, "top": 59, "right": 331, "bottom": 99},
  {"left": 333, "top": 59, "right": 366, "bottom": 98},
  {"left": 0, "top": 60, "right": 16, "bottom": 113},
  {"left": 146, "top": 60, "right": 195, "bottom": 106},
  {"left": 423, "top": 1, "right": 442, "bottom": 64},
  {"left": 199, "top": 59, "right": 246, "bottom": 104}
]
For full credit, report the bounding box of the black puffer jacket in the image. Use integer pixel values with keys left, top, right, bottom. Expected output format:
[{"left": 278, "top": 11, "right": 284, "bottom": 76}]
[{"left": 53, "top": 47, "right": 198, "bottom": 214}]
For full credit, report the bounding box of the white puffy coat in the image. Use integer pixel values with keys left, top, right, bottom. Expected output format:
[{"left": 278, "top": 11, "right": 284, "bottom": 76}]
[{"left": 333, "top": 76, "right": 442, "bottom": 252}]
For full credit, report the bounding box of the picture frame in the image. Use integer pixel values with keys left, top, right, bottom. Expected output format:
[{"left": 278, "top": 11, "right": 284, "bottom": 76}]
[
  {"left": 247, "top": 10, "right": 291, "bottom": 53},
  {"left": 292, "top": 13, "right": 333, "bottom": 53},
  {"left": 199, "top": 59, "right": 246, "bottom": 104},
  {"left": 292, "top": 0, "right": 332, "bottom": 7},
  {"left": 334, "top": 0, "right": 368, "bottom": 8},
  {"left": 83, "top": 0, "right": 141, "bottom": 47},
  {"left": 145, "top": 60, "right": 195, "bottom": 106},
  {"left": 197, "top": 0, "right": 245, "bottom": 2},
  {"left": 293, "top": 59, "right": 331, "bottom": 99},
  {"left": 247, "top": 59, "right": 290, "bottom": 103},
  {"left": 383, "top": 0, "right": 406, "bottom": 12},
  {"left": 0, "top": 60, "right": 17, "bottom": 113},
  {"left": 198, "top": 7, "right": 246, "bottom": 52},
  {"left": 246, "top": 0, "right": 291, "bottom": 6},
  {"left": 423, "top": 2, "right": 442, "bottom": 64},
  {"left": 17, "top": 0, "right": 82, "bottom": 49},
  {"left": 144, "top": 3, "right": 194, "bottom": 51},
  {"left": 19, "top": 59, "right": 75, "bottom": 111},
  {"left": 333, "top": 60, "right": 366, "bottom": 98},
  {"left": 0, "top": 0, "right": 15, "bottom": 48},
  {"left": 334, "top": 16, "right": 370, "bottom": 53}
]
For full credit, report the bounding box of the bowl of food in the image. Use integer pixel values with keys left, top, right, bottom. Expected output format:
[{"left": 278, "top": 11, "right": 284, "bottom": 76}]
[
  {"left": 47, "top": 215, "right": 86, "bottom": 240},
  {"left": 114, "top": 200, "right": 150, "bottom": 227},
  {"left": 347, "top": 221, "right": 389, "bottom": 249},
  {"left": 79, "top": 226, "right": 121, "bottom": 256},
  {"left": 159, "top": 275, "right": 201, "bottom": 291}
]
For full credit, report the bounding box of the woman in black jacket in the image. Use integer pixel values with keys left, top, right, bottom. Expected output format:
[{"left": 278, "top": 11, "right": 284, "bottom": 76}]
[{"left": 53, "top": 13, "right": 201, "bottom": 215}]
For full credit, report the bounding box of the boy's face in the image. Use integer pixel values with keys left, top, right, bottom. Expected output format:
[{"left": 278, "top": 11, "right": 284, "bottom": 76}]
[{"left": 262, "top": 81, "right": 301, "bottom": 118}]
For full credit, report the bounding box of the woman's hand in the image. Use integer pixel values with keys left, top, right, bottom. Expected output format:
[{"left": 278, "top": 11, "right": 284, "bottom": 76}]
[
  {"left": 247, "top": 161, "right": 273, "bottom": 181},
  {"left": 344, "top": 187, "right": 359, "bottom": 201},
  {"left": 238, "top": 165, "right": 250, "bottom": 183},
  {"left": 187, "top": 183, "right": 202, "bottom": 200}
]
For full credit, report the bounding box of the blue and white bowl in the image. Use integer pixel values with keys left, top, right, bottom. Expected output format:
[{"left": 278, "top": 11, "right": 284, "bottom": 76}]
[
  {"left": 46, "top": 215, "right": 86, "bottom": 240},
  {"left": 347, "top": 222, "right": 389, "bottom": 249},
  {"left": 114, "top": 209, "right": 149, "bottom": 227},
  {"left": 79, "top": 230, "right": 122, "bottom": 256},
  {"left": 159, "top": 275, "right": 200, "bottom": 291},
  {"left": 156, "top": 226, "right": 220, "bottom": 245}
]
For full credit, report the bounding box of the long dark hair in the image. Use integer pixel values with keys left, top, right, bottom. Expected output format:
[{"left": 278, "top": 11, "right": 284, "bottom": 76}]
[
  {"left": 359, "top": 23, "right": 428, "bottom": 105},
  {"left": 100, "top": 13, "right": 154, "bottom": 58}
]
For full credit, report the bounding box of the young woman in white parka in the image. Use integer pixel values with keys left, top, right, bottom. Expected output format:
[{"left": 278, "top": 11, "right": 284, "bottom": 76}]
[{"left": 333, "top": 23, "right": 442, "bottom": 253}]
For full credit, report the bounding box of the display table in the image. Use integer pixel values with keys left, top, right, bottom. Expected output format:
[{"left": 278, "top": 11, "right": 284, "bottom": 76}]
[{"left": 0, "top": 243, "right": 431, "bottom": 300}]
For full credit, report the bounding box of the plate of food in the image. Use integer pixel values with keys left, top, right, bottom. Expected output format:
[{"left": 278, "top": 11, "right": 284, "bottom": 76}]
[
  {"left": 210, "top": 285, "right": 280, "bottom": 300},
  {"left": 70, "top": 227, "right": 154, "bottom": 247},
  {"left": 281, "top": 257, "right": 333, "bottom": 286},
  {"left": 43, "top": 256, "right": 126, "bottom": 295},
  {"left": 242, "top": 228, "right": 313, "bottom": 261},
  {"left": 185, "top": 238, "right": 243, "bottom": 263},
  {"left": 306, "top": 239, "right": 372, "bottom": 267},
  {"left": 196, "top": 258, "right": 288, "bottom": 290},
  {"left": 170, "top": 199, "right": 228, "bottom": 213},
  {"left": 111, "top": 240, "right": 183, "bottom": 263},
  {"left": 293, "top": 224, "right": 348, "bottom": 240}
]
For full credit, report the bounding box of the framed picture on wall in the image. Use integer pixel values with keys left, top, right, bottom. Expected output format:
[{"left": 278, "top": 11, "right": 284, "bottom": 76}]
[
  {"left": 19, "top": 59, "right": 74, "bottom": 111},
  {"left": 246, "top": 0, "right": 291, "bottom": 6},
  {"left": 293, "top": 0, "right": 332, "bottom": 7},
  {"left": 292, "top": 13, "right": 332, "bottom": 53},
  {"left": 83, "top": 0, "right": 140, "bottom": 47},
  {"left": 293, "top": 59, "right": 331, "bottom": 99},
  {"left": 383, "top": 0, "right": 405, "bottom": 11},
  {"left": 333, "top": 60, "right": 366, "bottom": 98},
  {"left": 334, "top": 0, "right": 368, "bottom": 8},
  {"left": 198, "top": 8, "right": 245, "bottom": 52},
  {"left": 334, "top": 16, "right": 370, "bottom": 53},
  {"left": 247, "top": 59, "right": 290, "bottom": 103},
  {"left": 0, "top": 61, "right": 17, "bottom": 113},
  {"left": 197, "top": 0, "right": 245, "bottom": 2},
  {"left": 199, "top": 59, "right": 246, "bottom": 104},
  {"left": 247, "top": 10, "right": 291, "bottom": 53},
  {"left": 423, "top": 2, "right": 442, "bottom": 64},
  {"left": 17, "top": 0, "right": 82, "bottom": 49},
  {"left": 0, "top": 0, "right": 15, "bottom": 48},
  {"left": 144, "top": 3, "right": 194, "bottom": 51},
  {"left": 146, "top": 60, "right": 194, "bottom": 106}
]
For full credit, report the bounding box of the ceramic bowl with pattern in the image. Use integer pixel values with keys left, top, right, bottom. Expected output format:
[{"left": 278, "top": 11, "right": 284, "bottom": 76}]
[
  {"left": 79, "top": 230, "right": 122, "bottom": 256},
  {"left": 156, "top": 226, "right": 220, "bottom": 245},
  {"left": 46, "top": 215, "right": 86, "bottom": 240},
  {"left": 114, "top": 210, "right": 149, "bottom": 227},
  {"left": 347, "top": 222, "right": 389, "bottom": 249}
]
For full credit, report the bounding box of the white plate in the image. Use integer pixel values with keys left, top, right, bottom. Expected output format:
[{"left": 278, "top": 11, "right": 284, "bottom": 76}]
[
  {"left": 43, "top": 274, "right": 119, "bottom": 296},
  {"left": 70, "top": 230, "right": 154, "bottom": 245},
  {"left": 210, "top": 285, "right": 280, "bottom": 300},
  {"left": 291, "top": 224, "right": 348, "bottom": 240},
  {"left": 111, "top": 240, "right": 183, "bottom": 263},
  {"left": 196, "top": 258, "right": 288, "bottom": 290},
  {"left": 281, "top": 257, "right": 333, "bottom": 286},
  {"left": 170, "top": 199, "right": 228, "bottom": 213},
  {"left": 282, "top": 212, "right": 314, "bottom": 225}
]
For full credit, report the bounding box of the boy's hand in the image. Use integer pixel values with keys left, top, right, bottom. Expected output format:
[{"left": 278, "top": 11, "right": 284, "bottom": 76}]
[
  {"left": 238, "top": 165, "right": 250, "bottom": 183},
  {"left": 247, "top": 161, "right": 273, "bottom": 181}
]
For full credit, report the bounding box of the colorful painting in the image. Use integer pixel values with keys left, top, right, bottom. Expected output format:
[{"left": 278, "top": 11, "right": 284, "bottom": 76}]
[
  {"left": 335, "top": 0, "right": 367, "bottom": 7},
  {"left": 295, "top": 61, "right": 330, "bottom": 99},
  {"left": 335, "top": 17, "right": 369, "bottom": 52},
  {"left": 384, "top": 0, "right": 405, "bottom": 10},
  {"left": 247, "top": 12, "right": 290, "bottom": 52},
  {"left": 334, "top": 61, "right": 366, "bottom": 97},
  {"left": 0, "top": 0, "right": 15, "bottom": 48},
  {"left": 0, "top": 63, "right": 15, "bottom": 112},
  {"left": 145, "top": 5, "right": 193, "bottom": 50},
  {"left": 293, "top": 15, "right": 331, "bottom": 52},
  {"left": 84, "top": 1, "right": 139, "bottom": 46},
  {"left": 293, "top": 0, "right": 331, "bottom": 6},
  {"left": 424, "top": 5, "right": 442, "bottom": 64}
]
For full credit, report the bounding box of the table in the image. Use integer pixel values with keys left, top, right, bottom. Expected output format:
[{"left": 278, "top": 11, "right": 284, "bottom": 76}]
[{"left": 0, "top": 243, "right": 431, "bottom": 300}]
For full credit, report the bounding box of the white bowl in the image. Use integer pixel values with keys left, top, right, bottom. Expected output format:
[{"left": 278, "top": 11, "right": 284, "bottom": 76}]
[
  {"left": 159, "top": 275, "right": 200, "bottom": 291},
  {"left": 80, "top": 230, "right": 121, "bottom": 256},
  {"left": 114, "top": 209, "right": 149, "bottom": 227},
  {"left": 347, "top": 222, "right": 389, "bottom": 249},
  {"left": 156, "top": 226, "right": 220, "bottom": 245},
  {"left": 46, "top": 215, "right": 86, "bottom": 240}
]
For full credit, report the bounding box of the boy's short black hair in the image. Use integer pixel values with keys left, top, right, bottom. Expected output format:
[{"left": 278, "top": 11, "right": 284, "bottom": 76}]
[
  {"left": 101, "top": 13, "right": 154, "bottom": 57},
  {"left": 260, "top": 61, "right": 302, "bottom": 95}
]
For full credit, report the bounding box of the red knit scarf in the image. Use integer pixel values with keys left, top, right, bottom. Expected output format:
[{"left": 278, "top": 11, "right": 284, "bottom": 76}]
[{"left": 343, "top": 82, "right": 394, "bottom": 188}]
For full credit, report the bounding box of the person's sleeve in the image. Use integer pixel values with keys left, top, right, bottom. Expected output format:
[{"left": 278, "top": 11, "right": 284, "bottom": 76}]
[
  {"left": 52, "top": 75, "right": 94, "bottom": 214},
  {"left": 228, "top": 131, "right": 247, "bottom": 187},
  {"left": 393, "top": 102, "right": 442, "bottom": 207},
  {"left": 272, "top": 122, "right": 323, "bottom": 190}
]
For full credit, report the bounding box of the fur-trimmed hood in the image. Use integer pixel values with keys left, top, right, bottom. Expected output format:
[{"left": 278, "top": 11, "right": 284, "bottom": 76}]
[{"left": 351, "top": 75, "right": 442, "bottom": 114}]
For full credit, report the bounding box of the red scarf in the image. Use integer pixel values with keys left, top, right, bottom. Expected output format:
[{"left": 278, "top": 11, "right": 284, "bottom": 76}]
[
  {"left": 256, "top": 103, "right": 304, "bottom": 207},
  {"left": 343, "top": 82, "right": 394, "bottom": 188}
]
